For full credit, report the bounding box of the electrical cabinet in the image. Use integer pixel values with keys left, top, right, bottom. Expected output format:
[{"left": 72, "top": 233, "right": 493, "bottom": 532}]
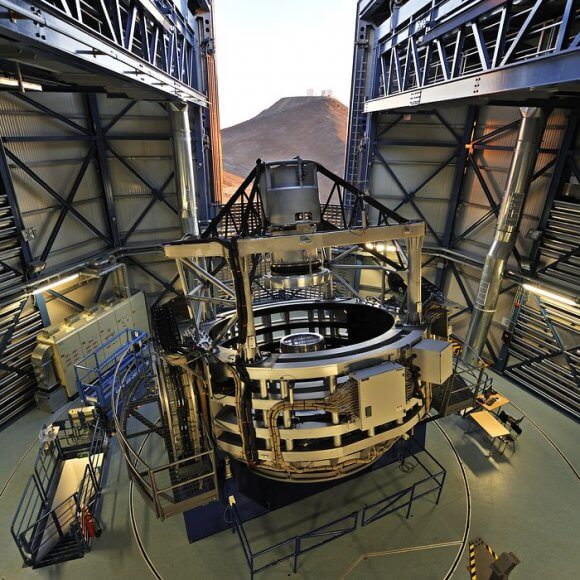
[
  {"left": 351, "top": 362, "right": 406, "bottom": 430},
  {"left": 411, "top": 339, "right": 453, "bottom": 385},
  {"left": 33, "top": 292, "right": 150, "bottom": 398}
]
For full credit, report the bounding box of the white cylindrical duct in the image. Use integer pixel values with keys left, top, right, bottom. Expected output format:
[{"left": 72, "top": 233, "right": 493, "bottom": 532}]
[
  {"left": 169, "top": 101, "right": 199, "bottom": 237},
  {"left": 464, "top": 107, "right": 546, "bottom": 365}
]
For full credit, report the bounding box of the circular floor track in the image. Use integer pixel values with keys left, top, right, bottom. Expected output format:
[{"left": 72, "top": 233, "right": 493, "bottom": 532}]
[{"left": 129, "top": 403, "right": 577, "bottom": 579}]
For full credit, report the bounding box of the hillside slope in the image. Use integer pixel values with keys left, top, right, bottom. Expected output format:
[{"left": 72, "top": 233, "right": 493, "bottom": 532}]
[{"left": 221, "top": 96, "right": 348, "bottom": 197}]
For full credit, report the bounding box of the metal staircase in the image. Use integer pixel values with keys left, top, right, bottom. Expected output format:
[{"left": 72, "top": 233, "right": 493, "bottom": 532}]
[
  {"left": 109, "top": 339, "right": 218, "bottom": 521},
  {"left": 11, "top": 413, "right": 107, "bottom": 568},
  {"left": 536, "top": 196, "right": 580, "bottom": 291},
  {"left": 504, "top": 291, "right": 579, "bottom": 418},
  {"left": 0, "top": 144, "right": 43, "bottom": 427},
  {"left": 430, "top": 345, "right": 490, "bottom": 418},
  {"left": 501, "top": 191, "right": 579, "bottom": 418}
]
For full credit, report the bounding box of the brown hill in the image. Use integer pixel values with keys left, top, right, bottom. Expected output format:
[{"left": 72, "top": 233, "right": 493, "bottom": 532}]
[{"left": 221, "top": 96, "right": 348, "bottom": 198}]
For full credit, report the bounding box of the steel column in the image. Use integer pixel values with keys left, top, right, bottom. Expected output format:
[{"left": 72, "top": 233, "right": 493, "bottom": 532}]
[{"left": 435, "top": 106, "right": 478, "bottom": 290}]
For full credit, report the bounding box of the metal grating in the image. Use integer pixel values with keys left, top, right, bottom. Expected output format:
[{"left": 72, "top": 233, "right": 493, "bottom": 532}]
[
  {"left": 0, "top": 176, "right": 43, "bottom": 426},
  {"left": 504, "top": 291, "right": 579, "bottom": 419},
  {"left": 537, "top": 197, "right": 580, "bottom": 291}
]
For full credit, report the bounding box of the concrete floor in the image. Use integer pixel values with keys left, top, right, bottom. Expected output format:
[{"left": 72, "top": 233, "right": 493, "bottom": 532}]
[{"left": 1, "top": 372, "right": 578, "bottom": 579}]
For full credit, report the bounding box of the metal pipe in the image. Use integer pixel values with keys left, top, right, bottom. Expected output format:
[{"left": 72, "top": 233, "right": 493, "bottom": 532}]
[
  {"left": 464, "top": 107, "right": 546, "bottom": 365},
  {"left": 239, "top": 256, "right": 258, "bottom": 361},
  {"left": 169, "top": 102, "right": 199, "bottom": 237},
  {"left": 406, "top": 234, "right": 423, "bottom": 324}
]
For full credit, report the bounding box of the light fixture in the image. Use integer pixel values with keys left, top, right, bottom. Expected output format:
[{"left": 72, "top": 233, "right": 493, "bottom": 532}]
[
  {"left": 364, "top": 243, "right": 374, "bottom": 250},
  {"left": 33, "top": 273, "right": 80, "bottom": 295},
  {"left": 376, "top": 243, "right": 386, "bottom": 252},
  {"left": 522, "top": 283, "right": 577, "bottom": 307},
  {"left": 0, "top": 76, "right": 42, "bottom": 91}
]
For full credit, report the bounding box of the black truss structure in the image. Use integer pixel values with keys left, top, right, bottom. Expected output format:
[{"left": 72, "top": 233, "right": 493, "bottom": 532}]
[{"left": 202, "top": 160, "right": 407, "bottom": 241}]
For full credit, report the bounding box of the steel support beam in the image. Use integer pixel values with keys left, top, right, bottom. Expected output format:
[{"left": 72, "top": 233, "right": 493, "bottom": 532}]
[
  {"left": 40, "top": 145, "right": 96, "bottom": 262},
  {"left": 0, "top": 0, "right": 208, "bottom": 104},
  {"left": 366, "top": 51, "right": 580, "bottom": 112},
  {"left": 435, "top": 106, "right": 478, "bottom": 290}
]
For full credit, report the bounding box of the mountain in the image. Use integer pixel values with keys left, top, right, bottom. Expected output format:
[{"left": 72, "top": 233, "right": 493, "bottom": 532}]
[{"left": 221, "top": 96, "right": 348, "bottom": 198}]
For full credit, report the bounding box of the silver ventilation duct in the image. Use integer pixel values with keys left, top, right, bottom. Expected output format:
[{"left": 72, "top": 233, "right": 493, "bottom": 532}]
[
  {"left": 464, "top": 107, "right": 546, "bottom": 364},
  {"left": 169, "top": 101, "right": 199, "bottom": 237}
]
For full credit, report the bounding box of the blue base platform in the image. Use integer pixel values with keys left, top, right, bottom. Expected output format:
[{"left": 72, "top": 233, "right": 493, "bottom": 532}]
[{"left": 183, "top": 423, "right": 426, "bottom": 543}]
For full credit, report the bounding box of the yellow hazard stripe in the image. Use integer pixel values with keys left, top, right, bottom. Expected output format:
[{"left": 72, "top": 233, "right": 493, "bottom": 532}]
[{"left": 469, "top": 543, "right": 477, "bottom": 579}]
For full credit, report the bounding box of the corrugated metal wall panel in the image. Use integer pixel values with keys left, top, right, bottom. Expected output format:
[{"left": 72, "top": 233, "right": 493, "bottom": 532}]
[
  {"left": 367, "top": 104, "right": 568, "bottom": 361},
  {"left": 0, "top": 92, "right": 185, "bottom": 425}
]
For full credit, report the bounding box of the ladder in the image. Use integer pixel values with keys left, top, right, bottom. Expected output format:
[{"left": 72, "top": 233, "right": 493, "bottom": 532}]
[{"left": 345, "top": 35, "right": 370, "bottom": 197}]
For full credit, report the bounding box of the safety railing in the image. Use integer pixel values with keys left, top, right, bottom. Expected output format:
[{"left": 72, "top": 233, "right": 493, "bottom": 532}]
[
  {"left": 227, "top": 443, "right": 446, "bottom": 579},
  {"left": 75, "top": 329, "right": 151, "bottom": 414},
  {"left": 11, "top": 415, "right": 107, "bottom": 567},
  {"left": 361, "top": 449, "right": 446, "bottom": 525},
  {"left": 452, "top": 354, "right": 492, "bottom": 393},
  {"left": 111, "top": 339, "right": 219, "bottom": 520},
  {"left": 429, "top": 339, "right": 493, "bottom": 417},
  {"left": 230, "top": 504, "right": 359, "bottom": 579},
  {"left": 370, "top": 0, "right": 580, "bottom": 101}
]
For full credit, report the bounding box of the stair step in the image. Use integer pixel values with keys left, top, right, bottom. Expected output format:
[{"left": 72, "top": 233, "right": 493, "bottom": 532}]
[{"left": 35, "top": 532, "right": 88, "bottom": 568}]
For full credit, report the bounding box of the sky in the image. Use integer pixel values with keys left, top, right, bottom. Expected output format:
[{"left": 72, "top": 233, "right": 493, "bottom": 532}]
[{"left": 213, "top": 0, "right": 357, "bottom": 128}]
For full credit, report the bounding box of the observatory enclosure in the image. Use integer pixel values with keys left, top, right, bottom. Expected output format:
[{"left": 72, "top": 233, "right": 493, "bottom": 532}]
[
  {"left": 0, "top": 1, "right": 579, "bottom": 579},
  {"left": 0, "top": 0, "right": 222, "bottom": 427},
  {"left": 346, "top": 0, "right": 580, "bottom": 418}
]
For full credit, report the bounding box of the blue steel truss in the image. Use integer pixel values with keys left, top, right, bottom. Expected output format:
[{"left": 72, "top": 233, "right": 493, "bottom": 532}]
[
  {"left": 361, "top": 0, "right": 580, "bottom": 112},
  {"left": 0, "top": 0, "right": 211, "bottom": 102}
]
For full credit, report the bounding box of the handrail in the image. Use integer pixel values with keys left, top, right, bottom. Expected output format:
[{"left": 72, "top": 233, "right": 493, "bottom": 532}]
[
  {"left": 110, "top": 334, "right": 218, "bottom": 520},
  {"left": 15, "top": 492, "right": 79, "bottom": 561},
  {"left": 11, "top": 415, "right": 106, "bottom": 567},
  {"left": 228, "top": 444, "right": 446, "bottom": 578},
  {"left": 75, "top": 328, "right": 151, "bottom": 410}
]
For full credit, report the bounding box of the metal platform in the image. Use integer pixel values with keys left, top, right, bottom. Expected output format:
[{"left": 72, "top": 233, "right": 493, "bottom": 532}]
[
  {"left": 0, "top": 0, "right": 211, "bottom": 102},
  {"left": 360, "top": 0, "right": 580, "bottom": 112}
]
